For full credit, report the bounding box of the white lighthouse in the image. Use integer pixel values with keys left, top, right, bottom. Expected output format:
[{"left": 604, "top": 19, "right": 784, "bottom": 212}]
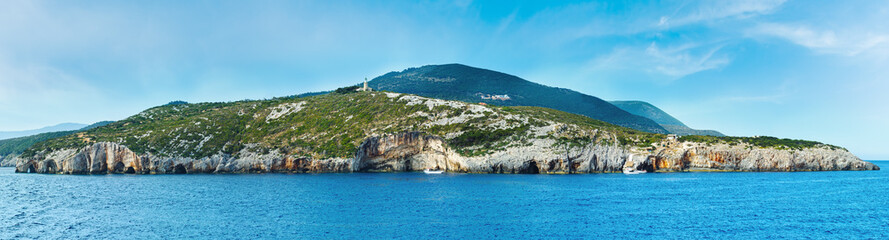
[{"left": 357, "top": 77, "right": 373, "bottom": 92}]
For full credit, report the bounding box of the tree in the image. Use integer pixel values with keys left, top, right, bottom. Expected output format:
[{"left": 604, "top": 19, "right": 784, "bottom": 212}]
[{"left": 334, "top": 86, "right": 360, "bottom": 94}]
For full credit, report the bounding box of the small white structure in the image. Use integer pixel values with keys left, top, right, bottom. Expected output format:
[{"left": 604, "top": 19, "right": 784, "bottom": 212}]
[
  {"left": 480, "top": 94, "right": 511, "bottom": 100},
  {"left": 492, "top": 94, "right": 510, "bottom": 100},
  {"left": 357, "top": 78, "right": 373, "bottom": 92},
  {"left": 666, "top": 134, "right": 678, "bottom": 141}
]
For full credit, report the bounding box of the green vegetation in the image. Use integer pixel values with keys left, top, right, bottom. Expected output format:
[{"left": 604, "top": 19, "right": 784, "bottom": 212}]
[
  {"left": 660, "top": 124, "right": 725, "bottom": 137},
  {"left": 678, "top": 135, "right": 841, "bottom": 150},
  {"left": 24, "top": 91, "right": 661, "bottom": 159},
  {"left": 451, "top": 125, "right": 530, "bottom": 148},
  {"left": 22, "top": 91, "right": 837, "bottom": 161},
  {"left": 334, "top": 86, "right": 360, "bottom": 94},
  {"left": 504, "top": 106, "right": 661, "bottom": 147},
  {"left": 25, "top": 93, "right": 452, "bottom": 159},
  {"left": 165, "top": 100, "right": 188, "bottom": 106}
]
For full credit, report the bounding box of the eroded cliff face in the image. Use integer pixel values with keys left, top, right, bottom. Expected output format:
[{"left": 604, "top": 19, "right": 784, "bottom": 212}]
[
  {"left": 15, "top": 132, "right": 879, "bottom": 174},
  {"left": 0, "top": 155, "right": 17, "bottom": 167},
  {"left": 648, "top": 142, "right": 878, "bottom": 172},
  {"left": 353, "top": 132, "right": 463, "bottom": 172},
  {"left": 16, "top": 142, "right": 351, "bottom": 174}
]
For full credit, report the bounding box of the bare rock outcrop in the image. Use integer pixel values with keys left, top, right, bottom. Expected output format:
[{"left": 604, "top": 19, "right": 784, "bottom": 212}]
[
  {"left": 0, "top": 154, "right": 18, "bottom": 167},
  {"left": 354, "top": 132, "right": 463, "bottom": 172},
  {"left": 649, "top": 142, "right": 879, "bottom": 171}
]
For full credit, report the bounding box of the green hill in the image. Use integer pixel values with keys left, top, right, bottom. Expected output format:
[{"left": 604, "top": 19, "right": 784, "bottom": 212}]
[
  {"left": 24, "top": 92, "right": 663, "bottom": 160},
  {"left": 609, "top": 100, "right": 724, "bottom": 136},
  {"left": 367, "top": 64, "right": 669, "bottom": 134}
]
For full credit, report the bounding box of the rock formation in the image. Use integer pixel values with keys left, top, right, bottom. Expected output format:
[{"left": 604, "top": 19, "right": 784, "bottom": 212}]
[
  {"left": 0, "top": 154, "right": 17, "bottom": 167},
  {"left": 353, "top": 132, "right": 462, "bottom": 172},
  {"left": 16, "top": 142, "right": 351, "bottom": 174},
  {"left": 15, "top": 132, "right": 879, "bottom": 174}
]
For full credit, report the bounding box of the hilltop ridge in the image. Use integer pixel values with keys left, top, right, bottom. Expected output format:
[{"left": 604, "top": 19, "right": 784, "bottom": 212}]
[{"left": 368, "top": 64, "right": 670, "bottom": 134}]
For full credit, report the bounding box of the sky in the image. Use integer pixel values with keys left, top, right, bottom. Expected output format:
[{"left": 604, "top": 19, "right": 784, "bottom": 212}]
[{"left": 0, "top": 0, "right": 887, "bottom": 159}]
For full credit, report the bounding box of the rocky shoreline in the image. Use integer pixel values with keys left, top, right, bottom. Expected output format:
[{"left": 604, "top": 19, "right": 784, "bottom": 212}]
[{"left": 15, "top": 132, "right": 879, "bottom": 174}]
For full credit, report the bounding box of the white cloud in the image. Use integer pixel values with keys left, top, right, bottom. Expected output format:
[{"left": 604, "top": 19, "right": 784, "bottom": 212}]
[
  {"left": 658, "top": 16, "right": 670, "bottom": 26},
  {"left": 752, "top": 23, "right": 836, "bottom": 48},
  {"left": 644, "top": 42, "right": 730, "bottom": 78},
  {"left": 658, "top": 0, "right": 786, "bottom": 27},
  {"left": 519, "top": 0, "right": 785, "bottom": 45},
  {"left": 589, "top": 42, "right": 730, "bottom": 80},
  {"left": 750, "top": 23, "right": 889, "bottom": 56}
]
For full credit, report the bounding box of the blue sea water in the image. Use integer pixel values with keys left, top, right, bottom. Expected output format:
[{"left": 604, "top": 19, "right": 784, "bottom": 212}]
[{"left": 2, "top": 161, "right": 888, "bottom": 240}]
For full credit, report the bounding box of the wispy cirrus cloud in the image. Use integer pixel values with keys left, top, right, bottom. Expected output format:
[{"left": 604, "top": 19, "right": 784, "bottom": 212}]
[
  {"left": 748, "top": 23, "right": 889, "bottom": 56},
  {"left": 588, "top": 41, "right": 730, "bottom": 80},
  {"left": 516, "top": 0, "right": 786, "bottom": 45},
  {"left": 658, "top": 0, "right": 786, "bottom": 27},
  {"left": 509, "top": 0, "right": 781, "bottom": 82},
  {"left": 643, "top": 42, "right": 731, "bottom": 78}
]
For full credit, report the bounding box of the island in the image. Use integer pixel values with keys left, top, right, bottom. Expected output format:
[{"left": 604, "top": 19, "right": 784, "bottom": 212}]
[{"left": 15, "top": 91, "right": 878, "bottom": 174}]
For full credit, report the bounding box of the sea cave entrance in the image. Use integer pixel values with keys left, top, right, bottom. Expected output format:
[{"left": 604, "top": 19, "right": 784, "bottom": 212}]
[
  {"left": 27, "top": 164, "right": 37, "bottom": 173},
  {"left": 520, "top": 161, "right": 540, "bottom": 174},
  {"left": 113, "top": 162, "right": 125, "bottom": 173},
  {"left": 125, "top": 166, "right": 136, "bottom": 174},
  {"left": 173, "top": 165, "right": 187, "bottom": 174},
  {"left": 45, "top": 160, "right": 57, "bottom": 173}
]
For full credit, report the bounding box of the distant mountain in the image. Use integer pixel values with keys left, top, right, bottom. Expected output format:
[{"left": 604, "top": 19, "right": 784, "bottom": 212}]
[
  {"left": 368, "top": 64, "right": 669, "bottom": 134},
  {"left": 0, "top": 123, "right": 88, "bottom": 140},
  {"left": 609, "top": 101, "right": 724, "bottom": 136}
]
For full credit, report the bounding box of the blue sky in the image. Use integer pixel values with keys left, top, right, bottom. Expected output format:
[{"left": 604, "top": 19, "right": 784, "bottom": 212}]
[{"left": 1, "top": 0, "right": 887, "bottom": 159}]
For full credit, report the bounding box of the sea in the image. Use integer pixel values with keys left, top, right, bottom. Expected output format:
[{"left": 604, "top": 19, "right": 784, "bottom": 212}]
[{"left": 2, "top": 161, "right": 888, "bottom": 239}]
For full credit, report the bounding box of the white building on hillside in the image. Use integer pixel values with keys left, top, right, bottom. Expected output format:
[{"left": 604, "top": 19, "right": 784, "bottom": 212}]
[{"left": 357, "top": 78, "right": 373, "bottom": 92}]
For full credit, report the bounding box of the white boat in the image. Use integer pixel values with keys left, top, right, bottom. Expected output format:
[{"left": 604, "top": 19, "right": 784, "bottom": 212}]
[
  {"left": 623, "top": 166, "right": 646, "bottom": 175},
  {"left": 423, "top": 169, "right": 444, "bottom": 174}
]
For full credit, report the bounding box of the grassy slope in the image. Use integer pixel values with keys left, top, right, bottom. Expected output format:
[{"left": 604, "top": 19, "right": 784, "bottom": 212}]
[
  {"left": 24, "top": 92, "right": 839, "bottom": 160},
  {"left": 678, "top": 135, "right": 844, "bottom": 151},
  {"left": 25, "top": 92, "right": 661, "bottom": 159}
]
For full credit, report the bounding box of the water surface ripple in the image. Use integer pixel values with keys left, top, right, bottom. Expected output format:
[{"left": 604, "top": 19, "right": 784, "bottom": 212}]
[{"left": 2, "top": 162, "right": 888, "bottom": 239}]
